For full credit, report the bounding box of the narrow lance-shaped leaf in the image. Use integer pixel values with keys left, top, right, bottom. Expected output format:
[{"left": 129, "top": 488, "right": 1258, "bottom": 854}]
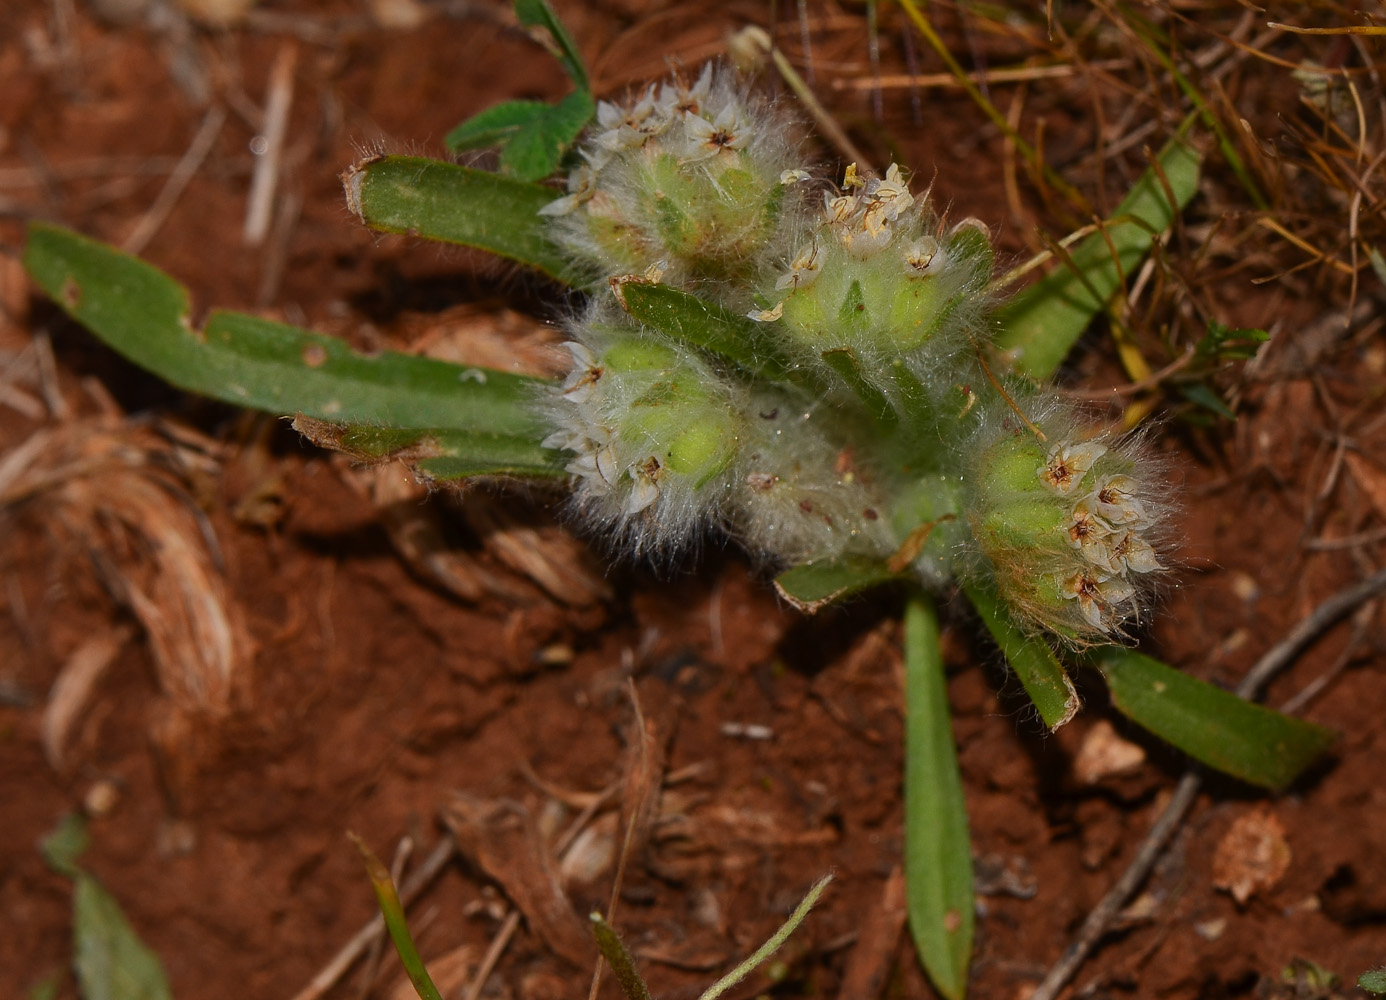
[
  {"left": 350, "top": 833, "right": 444, "bottom": 1000},
  {"left": 1095, "top": 648, "right": 1335, "bottom": 792},
  {"left": 773, "top": 556, "right": 899, "bottom": 614},
  {"left": 515, "top": 0, "right": 590, "bottom": 92},
  {"left": 342, "top": 157, "right": 571, "bottom": 281},
  {"left": 24, "top": 224, "right": 564, "bottom": 479},
  {"left": 614, "top": 280, "right": 797, "bottom": 380},
  {"left": 963, "top": 579, "right": 1079, "bottom": 730},
  {"left": 903, "top": 593, "right": 974, "bottom": 1000},
  {"left": 293, "top": 418, "right": 566, "bottom": 481},
  {"left": 993, "top": 139, "right": 1202, "bottom": 380}
]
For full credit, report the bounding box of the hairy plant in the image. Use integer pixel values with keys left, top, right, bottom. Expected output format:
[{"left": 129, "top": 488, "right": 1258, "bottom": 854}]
[{"left": 21, "top": 6, "right": 1336, "bottom": 996}]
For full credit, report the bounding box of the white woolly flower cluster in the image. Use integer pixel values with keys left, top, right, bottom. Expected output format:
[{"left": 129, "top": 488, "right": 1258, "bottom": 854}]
[
  {"left": 534, "top": 62, "right": 1172, "bottom": 641},
  {"left": 539, "top": 64, "right": 806, "bottom": 293},
  {"left": 1038, "top": 441, "right": 1163, "bottom": 632}
]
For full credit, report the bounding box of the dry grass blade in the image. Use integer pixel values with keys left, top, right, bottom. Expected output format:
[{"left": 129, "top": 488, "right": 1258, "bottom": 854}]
[{"left": 41, "top": 624, "right": 137, "bottom": 769}]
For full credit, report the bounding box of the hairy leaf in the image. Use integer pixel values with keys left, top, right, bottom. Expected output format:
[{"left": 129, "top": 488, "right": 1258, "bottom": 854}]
[
  {"left": 615, "top": 280, "right": 795, "bottom": 379},
  {"left": 343, "top": 157, "right": 570, "bottom": 280},
  {"left": 773, "top": 556, "right": 898, "bottom": 613},
  {"left": 963, "top": 580, "right": 1079, "bottom": 729}
]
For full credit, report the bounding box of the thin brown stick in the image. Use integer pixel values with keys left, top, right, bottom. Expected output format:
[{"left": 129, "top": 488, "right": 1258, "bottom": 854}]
[
  {"left": 831, "top": 59, "right": 1130, "bottom": 91},
  {"left": 122, "top": 107, "right": 226, "bottom": 255},
  {"left": 1029, "top": 567, "right": 1386, "bottom": 1000},
  {"left": 244, "top": 42, "right": 298, "bottom": 246}
]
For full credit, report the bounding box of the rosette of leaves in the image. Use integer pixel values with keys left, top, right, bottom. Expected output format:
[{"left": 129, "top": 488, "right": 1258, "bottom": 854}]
[{"left": 21, "top": 4, "right": 1333, "bottom": 997}]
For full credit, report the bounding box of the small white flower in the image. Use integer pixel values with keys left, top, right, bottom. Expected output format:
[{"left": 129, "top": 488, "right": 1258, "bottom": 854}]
[
  {"left": 1038, "top": 441, "right": 1108, "bottom": 495},
  {"left": 839, "top": 221, "right": 895, "bottom": 258},
  {"left": 559, "top": 341, "right": 604, "bottom": 403},
  {"left": 903, "top": 236, "right": 946, "bottom": 276},
  {"left": 1091, "top": 474, "right": 1148, "bottom": 525},
  {"left": 595, "top": 86, "right": 665, "bottom": 151},
  {"left": 625, "top": 457, "right": 662, "bottom": 515},
  {"left": 1060, "top": 569, "right": 1135, "bottom": 631},
  {"left": 774, "top": 241, "right": 823, "bottom": 291},
  {"left": 1066, "top": 499, "right": 1119, "bottom": 574},
  {"left": 1110, "top": 529, "right": 1162, "bottom": 574},
  {"left": 779, "top": 168, "right": 811, "bottom": 185},
  {"left": 655, "top": 63, "right": 713, "bottom": 120},
  {"left": 823, "top": 192, "right": 861, "bottom": 226},
  {"left": 865, "top": 163, "right": 915, "bottom": 223},
  {"left": 747, "top": 302, "right": 785, "bottom": 322},
  {"left": 537, "top": 164, "right": 599, "bottom": 217},
  {"left": 683, "top": 104, "right": 753, "bottom": 161}
]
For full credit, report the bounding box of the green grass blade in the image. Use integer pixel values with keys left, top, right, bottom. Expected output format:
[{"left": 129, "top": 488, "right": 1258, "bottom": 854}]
[
  {"left": 343, "top": 156, "right": 570, "bottom": 281},
  {"left": 1095, "top": 649, "right": 1335, "bottom": 791},
  {"left": 351, "top": 834, "right": 444, "bottom": 1000},
  {"left": 698, "top": 875, "right": 833, "bottom": 1000},
  {"left": 962, "top": 580, "right": 1079, "bottom": 730},
  {"left": 515, "top": 0, "right": 589, "bottom": 92},
  {"left": 993, "top": 139, "right": 1202, "bottom": 380},
  {"left": 615, "top": 281, "right": 795, "bottom": 379},
  {"left": 772, "top": 556, "right": 898, "bottom": 613},
  {"left": 24, "top": 224, "right": 555, "bottom": 447},
  {"left": 903, "top": 593, "right": 974, "bottom": 1000}
]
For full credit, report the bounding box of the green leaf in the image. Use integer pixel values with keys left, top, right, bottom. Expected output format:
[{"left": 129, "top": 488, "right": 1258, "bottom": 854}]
[
  {"left": 993, "top": 139, "right": 1202, "bottom": 379},
  {"left": 343, "top": 157, "right": 570, "bottom": 281},
  {"left": 903, "top": 594, "right": 973, "bottom": 1000},
  {"left": 446, "top": 91, "right": 596, "bottom": 183},
  {"left": 24, "top": 224, "right": 557, "bottom": 448},
  {"left": 1176, "top": 380, "right": 1236, "bottom": 420},
  {"left": 40, "top": 812, "right": 90, "bottom": 878},
  {"left": 514, "top": 0, "right": 589, "bottom": 92},
  {"left": 1194, "top": 320, "right": 1269, "bottom": 363},
  {"left": 963, "top": 580, "right": 1079, "bottom": 730},
  {"left": 499, "top": 90, "right": 595, "bottom": 182},
  {"left": 292, "top": 418, "right": 566, "bottom": 480},
  {"left": 615, "top": 280, "right": 795, "bottom": 379},
  {"left": 73, "top": 875, "right": 174, "bottom": 1000},
  {"left": 1095, "top": 649, "right": 1336, "bottom": 791},
  {"left": 1359, "top": 968, "right": 1386, "bottom": 995},
  {"left": 351, "top": 834, "right": 443, "bottom": 1000},
  {"left": 446, "top": 99, "right": 554, "bottom": 151},
  {"left": 773, "top": 556, "right": 898, "bottom": 613}
]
